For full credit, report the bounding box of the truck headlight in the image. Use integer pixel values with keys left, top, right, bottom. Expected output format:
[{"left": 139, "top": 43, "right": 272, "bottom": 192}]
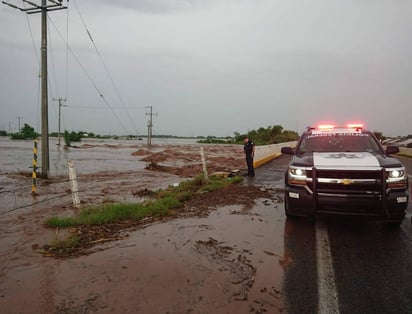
[
  {"left": 288, "top": 167, "right": 307, "bottom": 186},
  {"left": 386, "top": 167, "right": 407, "bottom": 189},
  {"left": 388, "top": 169, "right": 404, "bottom": 179}
]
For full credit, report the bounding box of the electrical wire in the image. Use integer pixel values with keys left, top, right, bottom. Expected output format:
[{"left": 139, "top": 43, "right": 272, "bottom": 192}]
[
  {"left": 21, "top": 0, "right": 41, "bottom": 132},
  {"left": 47, "top": 17, "right": 131, "bottom": 135},
  {"left": 22, "top": 0, "right": 40, "bottom": 65},
  {"left": 5, "top": 193, "right": 70, "bottom": 213},
  {"left": 48, "top": 20, "right": 59, "bottom": 99},
  {"left": 65, "top": 0, "right": 70, "bottom": 101},
  {"left": 16, "top": 0, "right": 136, "bottom": 136},
  {"left": 47, "top": 18, "right": 60, "bottom": 129},
  {"left": 72, "top": 0, "right": 140, "bottom": 136},
  {"left": 2, "top": 173, "right": 143, "bottom": 213},
  {"left": 69, "top": 105, "right": 146, "bottom": 110}
]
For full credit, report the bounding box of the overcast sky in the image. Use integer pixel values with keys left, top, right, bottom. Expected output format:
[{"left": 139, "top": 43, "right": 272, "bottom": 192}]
[{"left": 1, "top": 0, "right": 411, "bottom": 137}]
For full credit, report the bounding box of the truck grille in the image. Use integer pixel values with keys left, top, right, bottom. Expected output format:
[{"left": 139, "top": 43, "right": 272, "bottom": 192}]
[{"left": 307, "top": 169, "right": 383, "bottom": 194}]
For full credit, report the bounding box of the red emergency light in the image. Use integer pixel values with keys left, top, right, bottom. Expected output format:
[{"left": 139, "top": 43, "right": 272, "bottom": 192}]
[
  {"left": 317, "top": 124, "right": 335, "bottom": 129},
  {"left": 347, "top": 123, "right": 364, "bottom": 129}
]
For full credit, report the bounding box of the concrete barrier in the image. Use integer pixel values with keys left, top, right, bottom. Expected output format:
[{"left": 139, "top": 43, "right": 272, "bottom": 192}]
[
  {"left": 253, "top": 142, "right": 411, "bottom": 169},
  {"left": 254, "top": 141, "right": 297, "bottom": 168},
  {"left": 398, "top": 147, "right": 412, "bottom": 158}
]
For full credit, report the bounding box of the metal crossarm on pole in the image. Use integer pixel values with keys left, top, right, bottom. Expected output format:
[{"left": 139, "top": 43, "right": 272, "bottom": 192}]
[
  {"left": 145, "top": 106, "right": 158, "bottom": 148},
  {"left": 2, "top": 0, "right": 68, "bottom": 178}
]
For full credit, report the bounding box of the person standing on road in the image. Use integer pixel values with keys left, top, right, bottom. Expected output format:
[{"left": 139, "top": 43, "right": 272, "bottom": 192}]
[{"left": 243, "top": 137, "right": 255, "bottom": 177}]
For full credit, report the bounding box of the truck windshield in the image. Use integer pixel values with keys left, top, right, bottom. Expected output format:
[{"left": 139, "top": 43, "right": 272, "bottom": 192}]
[{"left": 297, "top": 133, "right": 382, "bottom": 154}]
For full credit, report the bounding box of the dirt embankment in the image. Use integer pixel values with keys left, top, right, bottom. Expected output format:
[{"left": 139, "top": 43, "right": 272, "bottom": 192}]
[
  {"left": 134, "top": 144, "right": 244, "bottom": 177},
  {"left": 40, "top": 183, "right": 273, "bottom": 259},
  {"left": 1, "top": 143, "right": 287, "bottom": 313}
]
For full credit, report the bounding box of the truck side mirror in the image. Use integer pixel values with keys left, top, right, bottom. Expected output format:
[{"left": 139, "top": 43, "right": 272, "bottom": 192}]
[
  {"left": 281, "top": 147, "right": 294, "bottom": 155},
  {"left": 385, "top": 146, "right": 399, "bottom": 155}
]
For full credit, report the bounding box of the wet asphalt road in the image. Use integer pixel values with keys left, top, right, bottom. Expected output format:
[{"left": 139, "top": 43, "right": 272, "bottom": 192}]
[{"left": 252, "top": 155, "right": 412, "bottom": 314}]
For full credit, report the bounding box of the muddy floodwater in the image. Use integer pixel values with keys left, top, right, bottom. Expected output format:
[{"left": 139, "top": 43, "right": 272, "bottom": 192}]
[{"left": 0, "top": 137, "right": 288, "bottom": 313}]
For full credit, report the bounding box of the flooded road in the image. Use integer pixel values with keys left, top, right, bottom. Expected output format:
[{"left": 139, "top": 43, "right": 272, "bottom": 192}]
[
  {"left": 0, "top": 137, "right": 289, "bottom": 313},
  {"left": 0, "top": 137, "right": 243, "bottom": 213},
  {"left": 1, "top": 201, "right": 289, "bottom": 313},
  {"left": 1, "top": 137, "right": 412, "bottom": 313}
]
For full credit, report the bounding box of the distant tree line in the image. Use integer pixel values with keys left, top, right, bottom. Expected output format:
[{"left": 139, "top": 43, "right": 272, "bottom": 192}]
[
  {"left": 2, "top": 123, "right": 410, "bottom": 146},
  {"left": 234, "top": 125, "right": 299, "bottom": 145},
  {"left": 10, "top": 123, "right": 39, "bottom": 139},
  {"left": 198, "top": 125, "right": 300, "bottom": 145},
  {"left": 373, "top": 131, "right": 385, "bottom": 141}
]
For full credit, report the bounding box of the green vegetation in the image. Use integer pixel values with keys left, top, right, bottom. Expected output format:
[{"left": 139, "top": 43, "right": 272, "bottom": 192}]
[
  {"left": 197, "top": 128, "right": 412, "bottom": 147},
  {"left": 46, "top": 202, "right": 167, "bottom": 228},
  {"left": 10, "top": 123, "right": 39, "bottom": 139},
  {"left": 63, "top": 130, "right": 83, "bottom": 147},
  {"left": 50, "top": 235, "right": 81, "bottom": 249},
  {"left": 373, "top": 131, "right": 386, "bottom": 141},
  {"left": 40, "top": 174, "right": 246, "bottom": 257},
  {"left": 196, "top": 125, "right": 299, "bottom": 145},
  {"left": 233, "top": 125, "right": 299, "bottom": 145},
  {"left": 46, "top": 175, "right": 241, "bottom": 228},
  {"left": 4, "top": 125, "right": 402, "bottom": 147}
]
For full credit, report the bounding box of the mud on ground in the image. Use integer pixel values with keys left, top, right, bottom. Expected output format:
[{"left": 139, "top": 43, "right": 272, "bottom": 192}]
[
  {"left": 0, "top": 143, "right": 287, "bottom": 313},
  {"left": 40, "top": 183, "right": 273, "bottom": 259}
]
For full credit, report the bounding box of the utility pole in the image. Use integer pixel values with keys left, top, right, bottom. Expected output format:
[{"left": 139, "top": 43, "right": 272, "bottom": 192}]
[
  {"left": 53, "top": 97, "right": 67, "bottom": 146},
  {"left": 145, "top": 106, "right": 157, "bottom": 148},
  {"left": 16, "top": 116, "right": 23, "bottom": 132},
  {"left": 2, "top": 0, "right": 68, "bottom": 178}
]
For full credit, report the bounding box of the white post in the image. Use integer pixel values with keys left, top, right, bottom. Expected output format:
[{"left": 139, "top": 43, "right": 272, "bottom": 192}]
[
  {"left": 200, "top": 147, "right": 208, "bottom": 182},
  {"left": 67, "top": 160, "right": 81, "bottom": 208}
]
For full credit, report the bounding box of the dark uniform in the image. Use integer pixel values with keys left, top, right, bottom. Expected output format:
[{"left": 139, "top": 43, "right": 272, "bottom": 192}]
[{"left": 244, "top": 138, "right": 255, "bottom": 177}]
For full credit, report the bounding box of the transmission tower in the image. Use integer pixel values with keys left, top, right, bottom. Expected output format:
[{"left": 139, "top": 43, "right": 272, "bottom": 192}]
[{"left": 2, "top": 0, "right": 68, "bottom": 177}]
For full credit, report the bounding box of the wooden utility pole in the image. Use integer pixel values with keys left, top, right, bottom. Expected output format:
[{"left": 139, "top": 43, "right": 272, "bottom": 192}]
[
  {"left": 16, "top": 116, "right": 23, "bottom": 132},
  {"left": 2, "top": 0, "right": 68, "bottom": 177},
  {"left": 53, "top": 97, "right": 67, "bottom": 146},
  {"left": 145, "top": 106, "right": 157, "bottom": 148}
]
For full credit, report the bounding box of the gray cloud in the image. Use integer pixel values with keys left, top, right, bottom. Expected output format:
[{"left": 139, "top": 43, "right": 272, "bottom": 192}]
[{"left": 1, "top": 0, "right": 411, "bottom": 137}]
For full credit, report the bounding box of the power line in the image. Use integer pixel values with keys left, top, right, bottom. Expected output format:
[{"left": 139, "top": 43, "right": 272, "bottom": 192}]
[
  {"left": 2, "top": 0, "right": 68, "bottom": 178},
  {"left": 72, "top": 0, "right": 140, "bottom": 136},
  {"left": 65, "top": 0, "right": 69, "bottom": 99},
  {"left": 20, "top": 1, "right": 42, "bottom": 131},
  {"left": 47, "top": 16, "right": 132, "bottom": 135},
  {"left": 5, "top": 0, "right": 141, "bottom": 139},
  {"left": 22, "top": 1, "right": 40, "bottom": 65},
  {"left": 68, "top": 105, "right": 146, "bottom": 110},
  {"left": 47, "top": 18, "right": 60, "bottom": 98}
]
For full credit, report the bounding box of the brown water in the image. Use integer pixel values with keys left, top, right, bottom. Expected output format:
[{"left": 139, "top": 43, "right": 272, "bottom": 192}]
[
  {"left": 0, "top": 203, "right": 287, "bottom": 313},
  {"left": 0, "top": 137, "right": 287, "bottom": 313}
]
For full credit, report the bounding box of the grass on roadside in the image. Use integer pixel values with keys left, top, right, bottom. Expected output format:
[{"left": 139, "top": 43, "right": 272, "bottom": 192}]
[{"left": 45, "top": 175, "right": 242, "bottom": 229}]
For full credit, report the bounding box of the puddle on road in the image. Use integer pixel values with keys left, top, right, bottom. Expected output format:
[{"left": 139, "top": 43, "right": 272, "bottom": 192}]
[
  {"left": 0, "top": 138, "right": 290, "bottom": 313},
  {"left": 0, "top": 200, "right": 288, "bottom": 313}
]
